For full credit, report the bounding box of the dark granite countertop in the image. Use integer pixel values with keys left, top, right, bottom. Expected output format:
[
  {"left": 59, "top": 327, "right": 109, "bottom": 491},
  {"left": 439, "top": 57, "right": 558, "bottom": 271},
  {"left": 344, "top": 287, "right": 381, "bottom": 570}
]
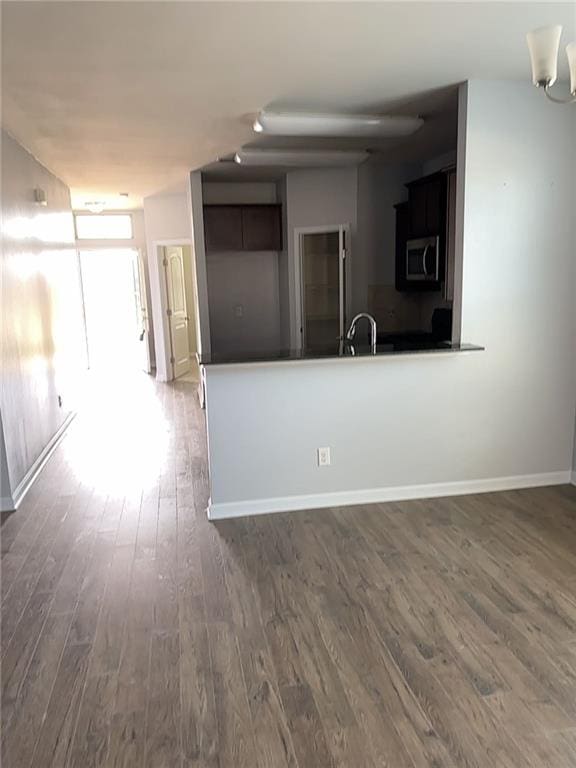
[{"left": 198, "top": 340, "right": 484, "bottom": 366}]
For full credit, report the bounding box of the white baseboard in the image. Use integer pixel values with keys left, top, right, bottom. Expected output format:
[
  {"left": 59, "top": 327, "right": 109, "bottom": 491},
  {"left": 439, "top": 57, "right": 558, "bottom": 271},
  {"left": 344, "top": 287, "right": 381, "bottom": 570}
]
[
  {"left": 10, "top": 412, "right": 76, "bottom": 511},
  {"left": 207, "top": 471, "right": 571, "bottom": 520}
]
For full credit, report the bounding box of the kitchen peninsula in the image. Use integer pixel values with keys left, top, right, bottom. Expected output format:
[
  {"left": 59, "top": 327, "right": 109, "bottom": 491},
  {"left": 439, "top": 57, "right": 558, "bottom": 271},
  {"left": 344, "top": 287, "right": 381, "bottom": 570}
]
[
  {"left": 191, "top": 84, "right": 497, "bottom": 521},
  {"left": 198, "top": 340, "right": 483, "bottom": 366}
]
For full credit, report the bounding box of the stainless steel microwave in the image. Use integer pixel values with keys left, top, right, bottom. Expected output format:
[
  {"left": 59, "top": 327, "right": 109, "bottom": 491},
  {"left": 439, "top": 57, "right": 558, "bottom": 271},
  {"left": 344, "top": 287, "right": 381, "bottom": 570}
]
[{"left": 406, "top": 236, "right": 439, "bottom": 281}]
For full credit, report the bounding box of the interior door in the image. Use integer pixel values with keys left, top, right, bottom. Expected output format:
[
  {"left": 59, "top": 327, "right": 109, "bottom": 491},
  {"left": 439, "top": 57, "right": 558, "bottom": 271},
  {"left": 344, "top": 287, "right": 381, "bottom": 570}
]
[
  {"left": 164, "top": 246, "right": 191, "bottom": 379},
  {"left": 300, "top": 227, "right": 346, "bottom": 351},
  {"left": 133, "top": 252, "right": 151, "bottom": 373}
]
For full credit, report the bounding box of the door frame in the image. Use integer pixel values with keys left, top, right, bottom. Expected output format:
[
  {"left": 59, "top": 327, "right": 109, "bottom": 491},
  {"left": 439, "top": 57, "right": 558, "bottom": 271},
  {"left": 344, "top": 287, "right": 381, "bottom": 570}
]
[
  {"left": 294, "top": 224, "right": 351, "bottom": 352},
  {"left": 154, "top": 238, "right": 193, "bottom": 382}
]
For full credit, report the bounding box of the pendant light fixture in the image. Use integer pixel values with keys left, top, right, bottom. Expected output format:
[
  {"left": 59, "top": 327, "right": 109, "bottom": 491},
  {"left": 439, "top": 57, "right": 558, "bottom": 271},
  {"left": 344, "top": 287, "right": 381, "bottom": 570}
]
[{"left": 526, "top": 25, "right": 576, "bottom": 104}]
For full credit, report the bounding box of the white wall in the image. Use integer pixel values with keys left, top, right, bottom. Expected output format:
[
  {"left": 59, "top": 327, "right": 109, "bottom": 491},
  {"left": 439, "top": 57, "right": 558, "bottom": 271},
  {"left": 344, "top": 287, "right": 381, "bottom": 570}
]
[
  {"left": 422, "top": 149, "right": 457, "bottom": 177},
  {"left": 1, "top": 131, "right": 85, "bottom": 509},
  {"left": 1, "top": 411, "right": 14, "bottom": 510},
  {"left": 277, "top": 177, "right": 291, "bottom": 347},
  {"left": 573, "top": 415, "right": 576, "bottom": 479},
  {"left": 143, "top": 191, "right": 193, "bottom": 381},
  {"left": 181, "top": 245, "right": 198, "bottom": 359},
  {"left": 207, "top": 252, "right": 281, "bottom": 354},
  {"left": 202, "top": 181, "right": 283, "bottom": 355},
  {"left": 204, "top": 81, "right": 576, "bottom": 516},
  {"left": 285, "top": 167, "right": 358, "bottom": 347},
  {"left": 356, "top": 159, "right": 419, "bottom": 295},
  {"left": 355, "top": 159, "right": 424, "bottom": 332},
  {"left": 189, "top": 172, "right": 210, "bottom": 355}
]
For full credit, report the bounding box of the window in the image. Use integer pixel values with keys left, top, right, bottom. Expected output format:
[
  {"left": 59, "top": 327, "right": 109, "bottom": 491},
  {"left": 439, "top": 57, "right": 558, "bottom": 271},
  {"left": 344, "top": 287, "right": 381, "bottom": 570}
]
[{"left": 75, "top": 214, "right": 133, "bottom": 240}]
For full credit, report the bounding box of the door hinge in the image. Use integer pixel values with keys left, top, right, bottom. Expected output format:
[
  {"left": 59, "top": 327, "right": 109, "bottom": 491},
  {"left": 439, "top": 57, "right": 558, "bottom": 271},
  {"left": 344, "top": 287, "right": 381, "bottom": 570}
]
[
  {"left": 163, "top": 258, "right": 168, "bottom": 267},
  {"left": 341, "top": 249, "right": 347, "bottom": 260},
  {"left": 170, "top": 356, "right": 175, "bottom": 364},
  {"left": 166, "top": 309, "right": 172, "bottom": 317}
]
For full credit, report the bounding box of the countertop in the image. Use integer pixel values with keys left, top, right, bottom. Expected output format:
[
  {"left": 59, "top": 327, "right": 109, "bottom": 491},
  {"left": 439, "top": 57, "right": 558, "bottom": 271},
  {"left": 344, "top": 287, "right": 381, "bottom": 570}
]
[{"left": 198, "top": 340, "right": 484, "bottom": 366}]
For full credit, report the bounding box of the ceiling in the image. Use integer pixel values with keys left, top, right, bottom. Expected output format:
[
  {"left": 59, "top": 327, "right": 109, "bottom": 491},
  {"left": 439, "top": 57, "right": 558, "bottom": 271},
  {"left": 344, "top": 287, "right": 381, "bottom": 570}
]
[
  {"left": 201, "top": 86, "right": 460, "bottom": 182},
  {"left": 2, "top": 1, "right": 574, "bottom": 208}
]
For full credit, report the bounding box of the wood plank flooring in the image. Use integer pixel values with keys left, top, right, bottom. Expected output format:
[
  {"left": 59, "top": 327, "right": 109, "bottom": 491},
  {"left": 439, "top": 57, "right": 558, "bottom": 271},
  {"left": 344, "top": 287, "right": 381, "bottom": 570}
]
[{"left": 2, "top": 372, "right": 576, "bottom": 767}]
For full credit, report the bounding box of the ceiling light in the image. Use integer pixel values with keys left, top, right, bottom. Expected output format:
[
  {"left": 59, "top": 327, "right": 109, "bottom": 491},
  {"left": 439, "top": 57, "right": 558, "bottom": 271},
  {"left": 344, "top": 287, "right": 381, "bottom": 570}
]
[
  {"left": 526, "top": 25, "right": 576, "bottom": 104},
  {"left": 234, "top": 149, "right": 369, "bottom": 167},
  {"left": 34, "top": 188, "right": 47, "bottom": 206},
  {"left": 253, "top": 111, "right": 423, "bottom": 137},
  {"left": 84, "top": 201, "right": 106, "bottom": 214}
]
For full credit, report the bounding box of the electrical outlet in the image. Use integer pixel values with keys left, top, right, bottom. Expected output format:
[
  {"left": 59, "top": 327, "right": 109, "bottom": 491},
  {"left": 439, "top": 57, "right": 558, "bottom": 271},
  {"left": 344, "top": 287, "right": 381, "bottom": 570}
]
[{"left": 317, "top": 447, "right": 331, "bottom": 467}]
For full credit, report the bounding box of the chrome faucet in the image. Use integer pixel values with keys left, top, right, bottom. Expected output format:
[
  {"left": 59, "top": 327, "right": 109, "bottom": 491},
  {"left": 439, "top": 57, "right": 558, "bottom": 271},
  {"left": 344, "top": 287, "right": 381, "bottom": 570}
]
[{"left": 346, "top": 313, "right": 377, "bottom": 352}]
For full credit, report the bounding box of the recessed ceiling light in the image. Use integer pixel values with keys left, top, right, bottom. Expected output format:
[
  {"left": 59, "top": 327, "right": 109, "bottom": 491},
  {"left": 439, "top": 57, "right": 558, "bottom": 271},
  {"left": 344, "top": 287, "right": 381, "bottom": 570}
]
[
  {"left": 253, "top": 111, "right": 424, "bottom": 138},
  {"left": 234, "top": 149, "right": 369, "bottom": 167}
]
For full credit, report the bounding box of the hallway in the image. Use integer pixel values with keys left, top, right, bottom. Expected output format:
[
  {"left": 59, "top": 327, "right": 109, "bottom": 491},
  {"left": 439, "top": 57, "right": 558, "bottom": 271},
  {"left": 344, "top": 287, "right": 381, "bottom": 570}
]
[
  {"left": 2, "top": 376, "right": 576, "bottom": 767},
  {"left": 1, "top": 374, "right": 210, "bottom": 767}
]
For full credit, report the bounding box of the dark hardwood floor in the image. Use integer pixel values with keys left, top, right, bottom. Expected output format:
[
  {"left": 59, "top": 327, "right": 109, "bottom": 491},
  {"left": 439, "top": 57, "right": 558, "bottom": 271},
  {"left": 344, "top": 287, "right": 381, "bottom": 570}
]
[{"left": 2, "top": 373, "right": 576, "bottom": 767}]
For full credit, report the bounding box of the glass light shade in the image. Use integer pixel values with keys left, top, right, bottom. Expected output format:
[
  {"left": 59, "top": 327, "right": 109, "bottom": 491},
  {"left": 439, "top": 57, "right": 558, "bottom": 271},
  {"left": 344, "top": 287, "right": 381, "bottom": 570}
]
[
  {"left": 234, "top": 149, "right": 368, "bottom": 167},
  {"left": 253, "top": 111, "right": 423, "bottom": 138},
  {"left": 527, "top": 25, "right": 562, "bottom": 86},
  {"left": 567, "top": 42, "right": 576, "bottom": 94}
]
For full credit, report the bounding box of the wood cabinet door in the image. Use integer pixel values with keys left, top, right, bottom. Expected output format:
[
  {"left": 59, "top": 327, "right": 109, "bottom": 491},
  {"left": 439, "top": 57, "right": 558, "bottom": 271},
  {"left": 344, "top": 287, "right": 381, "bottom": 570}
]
[
  {"left": 409, "top": 184, "right": 428, "bottom": 236},
  {"left": 241, "top": 206, "right": 282, "bottom": 251},
  {"left": 204, "top": 206, "right": 243, "bottom": 251},
  {"left": 425, "top": 177, "right": 443, "bottom": 234}
]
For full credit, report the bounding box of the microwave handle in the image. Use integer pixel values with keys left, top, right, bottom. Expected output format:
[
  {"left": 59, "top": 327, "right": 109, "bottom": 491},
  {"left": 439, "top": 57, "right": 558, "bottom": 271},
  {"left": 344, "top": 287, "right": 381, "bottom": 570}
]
[{"left": 421, "top": 245, "right": 429, "bottom": 276}]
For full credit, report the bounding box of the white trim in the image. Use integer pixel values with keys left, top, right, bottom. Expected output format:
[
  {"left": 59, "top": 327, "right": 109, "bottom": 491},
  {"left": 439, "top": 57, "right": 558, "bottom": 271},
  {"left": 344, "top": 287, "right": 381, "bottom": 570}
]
[
  {"left": 451, "top": 81, "right": 468, "bottom": 346},
  {"left": 207, "top": 471, "right": 571, "bottom": 520},
  {"left": 153, "top": 239, "right": 193, "bottom": 382},
  {"left": 10, "top": 412, "right": 75, "bottom": 510},
  {"left": 189, "top": 172, "right": 211, "bottom": 356},
  {"left": 294, "top": 223, "right": 351, "bottom": 353}
]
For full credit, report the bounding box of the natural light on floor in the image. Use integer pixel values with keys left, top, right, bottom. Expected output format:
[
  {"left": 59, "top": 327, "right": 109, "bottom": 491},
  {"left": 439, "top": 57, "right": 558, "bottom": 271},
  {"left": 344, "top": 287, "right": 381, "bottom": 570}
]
[{"left": 63, "top": 371, "right": 170, "bottom": 495}]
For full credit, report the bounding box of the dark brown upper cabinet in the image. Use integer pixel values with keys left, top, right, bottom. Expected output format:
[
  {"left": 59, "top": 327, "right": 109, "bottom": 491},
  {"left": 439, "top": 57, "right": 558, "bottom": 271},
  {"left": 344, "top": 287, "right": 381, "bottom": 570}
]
[
  {"left": 406, "top": 172, "right": 447, "bottom": 238},
  {"left": 394, "top": 201, "right": 411, "bottom": 292},
  {"left": 204, "top": 204, "right": 282, "bottom": 252},
  {"left": 203, "top": 205, "right": 243, "bottom": 251}
]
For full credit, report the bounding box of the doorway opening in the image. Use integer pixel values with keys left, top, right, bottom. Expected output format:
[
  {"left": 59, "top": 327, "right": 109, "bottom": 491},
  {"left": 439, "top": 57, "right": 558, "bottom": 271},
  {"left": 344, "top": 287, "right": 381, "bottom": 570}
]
[
  {"left": 79, "top": 248, "right": 148, "bottom": 372},
  {"left": 297, "top": 225, "right": 349, "bottom": 352}
]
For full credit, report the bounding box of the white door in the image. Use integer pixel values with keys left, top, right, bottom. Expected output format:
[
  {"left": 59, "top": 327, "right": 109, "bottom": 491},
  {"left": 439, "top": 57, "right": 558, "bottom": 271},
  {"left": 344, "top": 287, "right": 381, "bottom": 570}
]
[
  {"left": 133, "top": 252, "right": 151, "bottom": 373},
  {"left": 164, "top": 246, "right": 191, "bottom": 379}
]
